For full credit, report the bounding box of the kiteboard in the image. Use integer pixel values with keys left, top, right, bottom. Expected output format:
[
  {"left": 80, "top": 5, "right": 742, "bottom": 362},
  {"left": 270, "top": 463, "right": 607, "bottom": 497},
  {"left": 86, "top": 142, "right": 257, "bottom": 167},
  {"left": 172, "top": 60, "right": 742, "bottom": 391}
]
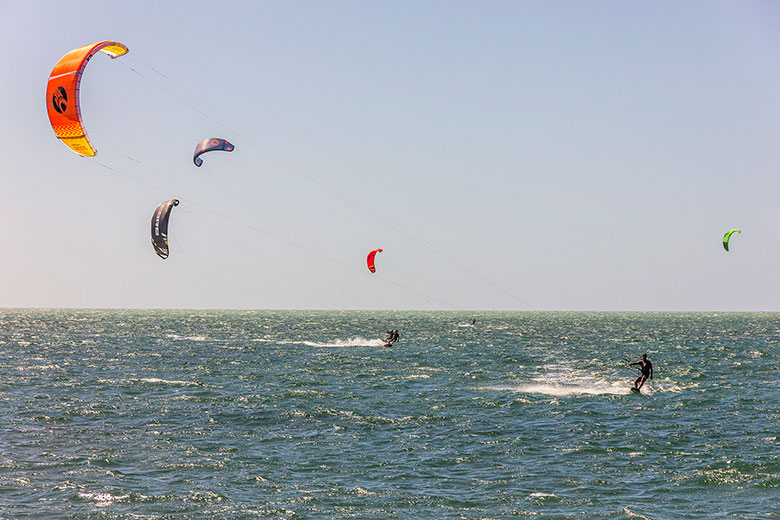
[{"left": 630, "top": 388, "right": 641, "bottom": 394}]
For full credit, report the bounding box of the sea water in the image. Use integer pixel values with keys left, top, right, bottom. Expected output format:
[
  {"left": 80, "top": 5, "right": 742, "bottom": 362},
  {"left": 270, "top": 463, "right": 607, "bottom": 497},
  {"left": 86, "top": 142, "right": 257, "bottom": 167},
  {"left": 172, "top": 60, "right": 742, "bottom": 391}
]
[{"left": 0, "top": 310, "right": 777, "bottom": 519}]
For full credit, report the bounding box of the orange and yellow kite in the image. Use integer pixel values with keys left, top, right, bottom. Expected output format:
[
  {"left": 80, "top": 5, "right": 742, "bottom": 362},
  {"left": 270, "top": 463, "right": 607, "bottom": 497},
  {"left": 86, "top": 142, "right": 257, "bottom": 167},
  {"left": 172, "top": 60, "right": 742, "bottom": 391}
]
[{"left": 46, "top": 41, "right": 128, "bottom": 157}]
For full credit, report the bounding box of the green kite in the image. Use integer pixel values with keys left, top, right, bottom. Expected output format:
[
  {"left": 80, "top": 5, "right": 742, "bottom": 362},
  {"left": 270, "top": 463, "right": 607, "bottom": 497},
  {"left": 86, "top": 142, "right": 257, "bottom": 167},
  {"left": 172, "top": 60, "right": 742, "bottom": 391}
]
[{"left": 723, "top": 229, "right": 741, "bottom": 252}]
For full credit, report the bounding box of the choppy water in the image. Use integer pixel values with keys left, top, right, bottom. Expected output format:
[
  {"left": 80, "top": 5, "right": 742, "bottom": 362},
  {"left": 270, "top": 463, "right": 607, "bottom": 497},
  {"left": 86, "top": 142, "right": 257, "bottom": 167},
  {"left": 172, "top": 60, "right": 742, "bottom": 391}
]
[{"left": 1, "top": 310, "right": 778, "bottom": 519}]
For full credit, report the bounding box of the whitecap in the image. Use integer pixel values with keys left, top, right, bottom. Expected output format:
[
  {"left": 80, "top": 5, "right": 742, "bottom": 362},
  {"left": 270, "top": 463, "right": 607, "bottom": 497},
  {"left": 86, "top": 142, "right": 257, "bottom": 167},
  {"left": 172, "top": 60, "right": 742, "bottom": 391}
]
[
  {"left": 165, "top": 334, "right": 208, "bottom": 341},
  {"left": 138, "top": 378, "right": 200, "bottom": 386},
  {"left": 77, "top": 492, "right": 129, "bottom": 506}
]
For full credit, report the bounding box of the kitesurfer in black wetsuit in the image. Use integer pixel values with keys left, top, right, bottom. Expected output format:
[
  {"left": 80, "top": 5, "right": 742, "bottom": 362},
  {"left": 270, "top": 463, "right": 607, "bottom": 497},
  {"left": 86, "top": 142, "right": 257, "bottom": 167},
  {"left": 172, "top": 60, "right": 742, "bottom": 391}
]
[
  {"left": 629, "top": 353, "right": 653, "bottom": 390},
  {"left": 384, "top": 330, "right": 399, "bottom": 346},
  {"left": 385, "top": 329, "right": 398, "bottom": 347}
]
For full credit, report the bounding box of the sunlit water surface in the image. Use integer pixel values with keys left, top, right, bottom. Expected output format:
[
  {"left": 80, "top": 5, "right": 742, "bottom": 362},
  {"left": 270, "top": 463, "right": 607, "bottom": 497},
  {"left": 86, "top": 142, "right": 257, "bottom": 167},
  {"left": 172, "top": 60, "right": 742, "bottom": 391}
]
[{"left": 1, "top": 310, "right": 778, "bottom": 518}]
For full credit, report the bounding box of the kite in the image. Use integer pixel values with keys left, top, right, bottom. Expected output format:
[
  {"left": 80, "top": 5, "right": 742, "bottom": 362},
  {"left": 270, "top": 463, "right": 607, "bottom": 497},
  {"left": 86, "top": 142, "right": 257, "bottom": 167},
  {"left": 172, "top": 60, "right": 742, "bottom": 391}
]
[
  {"left": 723, "top": 229, "right": 741, "bottom": 252},
  {"left": 46, "top": 41, "right": 129, "bottom": 157},
  {"left": 367, "top": 248, "right": 383, "bottom": 273},
  {"left": 193, "top": 138, "right": 235, "bottom": 167},
  {"left": 151, "top": 199, "right": 179, "bottom": 259}
]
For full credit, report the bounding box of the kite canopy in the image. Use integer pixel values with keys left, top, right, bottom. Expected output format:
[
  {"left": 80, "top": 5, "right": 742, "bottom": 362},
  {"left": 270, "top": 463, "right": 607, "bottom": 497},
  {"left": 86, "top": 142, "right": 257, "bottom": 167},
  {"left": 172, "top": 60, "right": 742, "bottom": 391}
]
[
  {"left": 193, "top": 138, "right": 235, "bottom": 167},
  {"left": 722, "top": 229, "right": 741, "bottom": 252},
  {"left": 46, "top": 41, "right": 129, "bottom": 157},
  {"left": 367, "top": 248, "right": 383, "bottom": 273},
  {"left": 151, "top": 199, "right": 179, "bottom": 259}
]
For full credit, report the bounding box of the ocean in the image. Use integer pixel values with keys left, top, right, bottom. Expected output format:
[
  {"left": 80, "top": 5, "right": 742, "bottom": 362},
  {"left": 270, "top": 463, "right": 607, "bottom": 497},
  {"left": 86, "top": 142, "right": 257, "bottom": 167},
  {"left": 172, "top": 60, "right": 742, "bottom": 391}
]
[{"left": 1, "top": 310, "right": 778, "bottom": 519}]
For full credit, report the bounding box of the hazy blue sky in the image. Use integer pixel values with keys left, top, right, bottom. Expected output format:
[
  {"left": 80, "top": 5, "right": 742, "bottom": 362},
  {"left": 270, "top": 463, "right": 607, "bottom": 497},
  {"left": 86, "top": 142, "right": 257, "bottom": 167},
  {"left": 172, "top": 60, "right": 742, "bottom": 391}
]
[{"left": 2, "top": 1, "right": 779, "bottom": 310}]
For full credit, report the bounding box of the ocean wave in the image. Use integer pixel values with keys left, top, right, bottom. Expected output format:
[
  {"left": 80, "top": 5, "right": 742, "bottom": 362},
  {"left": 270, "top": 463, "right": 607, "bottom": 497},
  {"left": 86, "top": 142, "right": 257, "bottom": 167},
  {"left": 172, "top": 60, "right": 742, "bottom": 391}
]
[
  {"left": 96, "top": 377, "right": 202, "bottom": 387},
  {"left": 165, "top": 334, "right": 208, "bottom": 341},
  {"left": 76, "top": 491, "right": 129, "bottom": 505},
  {"left": 138, "top": 377, "right": 201, "bottom": 386}
]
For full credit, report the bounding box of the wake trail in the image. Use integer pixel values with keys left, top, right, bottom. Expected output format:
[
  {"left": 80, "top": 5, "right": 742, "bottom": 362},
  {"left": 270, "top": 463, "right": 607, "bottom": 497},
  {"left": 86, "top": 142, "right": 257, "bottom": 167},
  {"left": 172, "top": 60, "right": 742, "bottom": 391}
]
[
  {"left": 280, "top": 337, "right": 387, "bottom": 348},
  {"left": 486, "top": 361, "right": 662, "bottom": 396}
]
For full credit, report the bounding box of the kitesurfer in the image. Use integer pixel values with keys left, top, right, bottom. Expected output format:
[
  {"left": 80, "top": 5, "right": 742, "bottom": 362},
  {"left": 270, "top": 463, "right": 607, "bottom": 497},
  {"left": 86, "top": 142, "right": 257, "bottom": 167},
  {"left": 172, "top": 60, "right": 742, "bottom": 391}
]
[
  {"left": 383, "top": 330, "right": 399, "bottom": 346},
  {"left": 628, "top": 353, "right": 653, "bottom": 391}
]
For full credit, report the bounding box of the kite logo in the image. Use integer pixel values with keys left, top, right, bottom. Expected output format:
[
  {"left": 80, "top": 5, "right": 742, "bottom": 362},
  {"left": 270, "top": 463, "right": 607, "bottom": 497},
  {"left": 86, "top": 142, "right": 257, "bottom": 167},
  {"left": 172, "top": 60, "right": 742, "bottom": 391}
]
[{"left": 52, "top": 86, "right": 68, "bottom": 114}]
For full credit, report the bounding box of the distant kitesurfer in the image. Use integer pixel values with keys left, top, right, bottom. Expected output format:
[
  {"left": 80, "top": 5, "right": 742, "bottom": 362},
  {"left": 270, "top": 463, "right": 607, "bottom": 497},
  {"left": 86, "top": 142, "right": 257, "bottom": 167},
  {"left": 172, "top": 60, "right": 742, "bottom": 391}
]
[
  {"left": 628, "top": 353, "right": 653, "bottom": 391},
  {"left": 383, "top": 330, "right": 399, "bottom": 346},
  {"left": 471, "top": 318, "right": 476, "bottom": 325}
]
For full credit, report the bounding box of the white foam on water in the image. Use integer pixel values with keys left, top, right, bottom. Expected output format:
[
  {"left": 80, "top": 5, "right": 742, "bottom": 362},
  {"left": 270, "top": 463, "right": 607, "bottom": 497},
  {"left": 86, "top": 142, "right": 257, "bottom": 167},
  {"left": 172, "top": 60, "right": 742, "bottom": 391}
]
[
  {"left": 165, "top": 334, "right": 208, "bottom": 341},
  {"left": 486, "top": 361, "right": 654, "bottom": 396},
  {"left": 138, "top": 378, "right": 200, "bottom": 386},
  {"left": 16, "top": 364, "right": 60, "bottom": 372},
  {"left": 281, "top": 337, "right": 387, "bottom": 348},
  {"left": 77, "top": 492, "right": 129, "bottom": 506},
  {"left": 494, "top": 358, "right": 672, "bottom": 396},
  {"left": 622, "top": 506, "right": 652, "bottom": 519},
  {"left": 489, "top": 382, "right": 631, "bottom": 396}
]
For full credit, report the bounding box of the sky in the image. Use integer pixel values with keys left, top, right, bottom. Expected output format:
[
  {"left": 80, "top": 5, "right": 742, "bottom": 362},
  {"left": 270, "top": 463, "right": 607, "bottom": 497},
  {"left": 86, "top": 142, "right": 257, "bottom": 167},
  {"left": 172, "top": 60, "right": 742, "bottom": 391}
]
[{"left": 1, "top": 1, "right": 779, "bottom": 311}]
